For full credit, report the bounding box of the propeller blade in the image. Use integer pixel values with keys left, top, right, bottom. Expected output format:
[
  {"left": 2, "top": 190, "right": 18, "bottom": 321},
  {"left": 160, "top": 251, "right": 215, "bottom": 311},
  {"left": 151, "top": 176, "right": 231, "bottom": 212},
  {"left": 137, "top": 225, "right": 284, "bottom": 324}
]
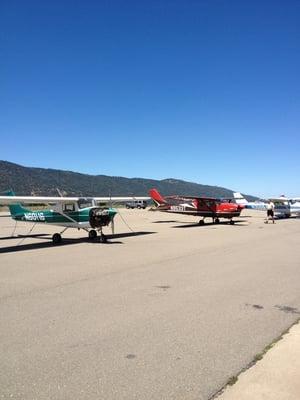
[{"left": 111, "top": 218, "right": 115, "bottom": 235}]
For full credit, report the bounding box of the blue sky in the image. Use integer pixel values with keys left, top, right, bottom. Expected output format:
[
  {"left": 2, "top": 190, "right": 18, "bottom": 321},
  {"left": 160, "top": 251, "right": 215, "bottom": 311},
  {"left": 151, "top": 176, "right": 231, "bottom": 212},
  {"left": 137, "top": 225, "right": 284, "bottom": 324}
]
[{"left": 1, "top": 0, "right": 299, "bottom": 197}]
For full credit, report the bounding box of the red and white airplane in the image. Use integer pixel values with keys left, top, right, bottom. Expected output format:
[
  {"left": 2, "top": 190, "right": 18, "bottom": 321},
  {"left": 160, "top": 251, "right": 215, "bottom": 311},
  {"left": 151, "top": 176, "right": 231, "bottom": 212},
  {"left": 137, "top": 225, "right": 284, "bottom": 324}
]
[{"left": 149, "top": 189, "right": 244, "bottom": 225}]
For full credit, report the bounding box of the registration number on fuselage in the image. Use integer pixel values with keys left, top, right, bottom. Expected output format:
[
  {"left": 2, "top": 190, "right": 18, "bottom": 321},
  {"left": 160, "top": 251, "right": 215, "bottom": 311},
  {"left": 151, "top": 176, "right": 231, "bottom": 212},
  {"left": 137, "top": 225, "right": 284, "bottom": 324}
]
[
  {"left": 24, "top": 212, "right": 46, "bottom": 221},
  {"left": 170, "top": 206, "right": 185, "bottom": 212}
]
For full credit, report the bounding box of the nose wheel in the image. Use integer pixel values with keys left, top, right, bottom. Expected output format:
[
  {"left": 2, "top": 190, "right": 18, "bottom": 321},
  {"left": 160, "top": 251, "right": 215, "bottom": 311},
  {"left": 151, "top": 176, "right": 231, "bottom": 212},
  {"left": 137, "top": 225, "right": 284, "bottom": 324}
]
[{"left": 88, "top": 229, "right": 97, "bottom": 240}]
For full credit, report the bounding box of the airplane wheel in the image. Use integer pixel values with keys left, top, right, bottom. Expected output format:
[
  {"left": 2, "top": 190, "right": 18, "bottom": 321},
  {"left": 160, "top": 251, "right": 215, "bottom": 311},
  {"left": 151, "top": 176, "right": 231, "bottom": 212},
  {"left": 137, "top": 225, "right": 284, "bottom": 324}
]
[
  {"left": 88, "top": 229, "right": 97, "bottom": 240},
  {"left": 215, "top": 218, "right": 220, "bottom": 224},
  {"left": 199, "top": 220, "right": 205, "bottom": 226},
  {"left": 52, "top": 233, "right": 62, "bottom": 244},
  {"left": 229, "top": 220, "right": 235, "bottom": 225},
  {"left": 99, "top": 234, "right": 107, "bottom": 243}
]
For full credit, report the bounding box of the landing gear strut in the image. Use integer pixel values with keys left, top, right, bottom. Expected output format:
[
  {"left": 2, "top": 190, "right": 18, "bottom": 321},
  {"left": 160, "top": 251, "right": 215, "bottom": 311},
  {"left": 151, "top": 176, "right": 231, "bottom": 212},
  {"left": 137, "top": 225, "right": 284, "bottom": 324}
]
[{"left": 98, "top": 226, "right": 107, "bottom": 243}]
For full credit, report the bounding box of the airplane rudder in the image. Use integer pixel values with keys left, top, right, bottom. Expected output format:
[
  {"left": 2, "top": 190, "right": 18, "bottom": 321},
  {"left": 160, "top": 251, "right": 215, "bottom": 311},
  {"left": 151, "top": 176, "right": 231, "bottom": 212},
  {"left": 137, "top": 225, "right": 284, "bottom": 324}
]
[
  {"left": 4, "top": 190, "right": 27, "bottom": 217},
  {"left": 233, "top": 192, "right": 243, "bottom": 199},
  {"left": 149, "top": 188, "right": 165, "bottom": 204}
]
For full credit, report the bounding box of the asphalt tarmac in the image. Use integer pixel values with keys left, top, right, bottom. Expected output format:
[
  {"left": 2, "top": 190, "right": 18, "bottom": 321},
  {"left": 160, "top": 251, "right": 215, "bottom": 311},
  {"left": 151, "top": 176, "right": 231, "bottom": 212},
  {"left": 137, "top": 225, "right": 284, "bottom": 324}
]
[{"left": 0, "top": 209, "right": 300, "bottom": 400}]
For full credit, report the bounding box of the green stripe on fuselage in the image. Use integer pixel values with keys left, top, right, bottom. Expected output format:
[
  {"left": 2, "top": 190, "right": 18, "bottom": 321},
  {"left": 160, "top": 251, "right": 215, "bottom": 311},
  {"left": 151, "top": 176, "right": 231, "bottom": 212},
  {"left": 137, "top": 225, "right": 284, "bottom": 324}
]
[{"left": 12, "top": 208, "right": 117, "bottom": 224}]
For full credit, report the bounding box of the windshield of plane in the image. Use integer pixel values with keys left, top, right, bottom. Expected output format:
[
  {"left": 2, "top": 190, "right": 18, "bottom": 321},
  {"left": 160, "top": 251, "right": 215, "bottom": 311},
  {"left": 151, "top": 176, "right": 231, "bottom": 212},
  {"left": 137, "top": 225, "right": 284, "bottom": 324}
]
[
  {"left": 77, "top": 198, "right": 93, "bottom": 209},
  {"left": 63, "top": 203, "right": 75, "bottom": 212}
]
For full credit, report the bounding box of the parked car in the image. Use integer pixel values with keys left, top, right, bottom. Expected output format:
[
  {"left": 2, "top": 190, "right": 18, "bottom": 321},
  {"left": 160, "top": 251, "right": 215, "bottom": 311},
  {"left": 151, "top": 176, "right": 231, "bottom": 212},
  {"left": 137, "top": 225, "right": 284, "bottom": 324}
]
[{"left": 125, "top": 200, "right": 147, "bottom": 209}]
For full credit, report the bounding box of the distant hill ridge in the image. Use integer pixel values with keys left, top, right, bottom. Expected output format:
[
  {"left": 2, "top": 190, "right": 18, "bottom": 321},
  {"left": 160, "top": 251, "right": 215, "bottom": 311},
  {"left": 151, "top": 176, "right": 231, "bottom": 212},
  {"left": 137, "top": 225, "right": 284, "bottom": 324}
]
[{"left": 0, "top": 160, "right": 257, "bottom": 200}]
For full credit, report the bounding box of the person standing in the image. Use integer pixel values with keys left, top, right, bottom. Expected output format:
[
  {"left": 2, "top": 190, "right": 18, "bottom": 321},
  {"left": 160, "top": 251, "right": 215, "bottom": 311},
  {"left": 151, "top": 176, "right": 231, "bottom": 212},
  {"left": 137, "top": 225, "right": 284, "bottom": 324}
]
[{"left": 265, "top": 201, "right": 275, "bottom": 223}]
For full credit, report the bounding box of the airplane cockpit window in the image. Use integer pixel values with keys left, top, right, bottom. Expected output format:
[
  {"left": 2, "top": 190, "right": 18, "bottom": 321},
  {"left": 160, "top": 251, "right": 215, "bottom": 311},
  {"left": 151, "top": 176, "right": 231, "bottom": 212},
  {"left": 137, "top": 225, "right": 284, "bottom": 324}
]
[
  {"left": 206, "top": 200, "right": 216, "bottom": 207},
  {"left": 64, "top": 203, "right": 75, "bottom": 212},
  {"left": 78, "top": 198, "right": 93, "bottom": 209}
]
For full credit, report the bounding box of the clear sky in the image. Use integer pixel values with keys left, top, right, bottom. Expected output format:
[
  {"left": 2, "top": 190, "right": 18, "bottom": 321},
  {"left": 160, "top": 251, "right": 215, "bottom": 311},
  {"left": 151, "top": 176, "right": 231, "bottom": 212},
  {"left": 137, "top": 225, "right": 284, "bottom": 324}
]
[{"left": 1, "top": 0, "right": 299, "bottom": 197}]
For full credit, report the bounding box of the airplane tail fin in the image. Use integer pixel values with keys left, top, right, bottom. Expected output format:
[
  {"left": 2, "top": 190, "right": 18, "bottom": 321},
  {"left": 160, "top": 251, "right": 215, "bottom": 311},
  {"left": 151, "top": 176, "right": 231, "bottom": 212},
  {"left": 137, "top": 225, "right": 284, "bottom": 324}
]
[
  {"left": 4, "top": 190, "right": 30, "bottom": 217},
  {"left": 233, "top": 192, "right": 248, "bottom": 205},
  {"left": 149, "top": 189, "right": 167, "bottom": 206}
]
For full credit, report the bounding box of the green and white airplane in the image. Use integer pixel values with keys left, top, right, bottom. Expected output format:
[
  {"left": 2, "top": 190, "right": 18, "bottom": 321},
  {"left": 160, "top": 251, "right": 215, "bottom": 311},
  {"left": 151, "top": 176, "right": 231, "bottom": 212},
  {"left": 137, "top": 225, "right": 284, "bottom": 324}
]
[{"left": 0, "top": 191, "right": 149, "bottom": 243}]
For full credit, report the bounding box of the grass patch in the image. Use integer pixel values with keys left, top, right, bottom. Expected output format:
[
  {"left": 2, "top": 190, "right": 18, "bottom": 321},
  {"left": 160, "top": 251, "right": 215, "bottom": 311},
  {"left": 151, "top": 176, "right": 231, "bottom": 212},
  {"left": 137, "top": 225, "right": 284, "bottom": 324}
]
[
  {"left": 227, "top": 376, "right": 238, "bottom": 386},
  {"left": 210, "top": 318, "right": 300, "bottom": 399}
]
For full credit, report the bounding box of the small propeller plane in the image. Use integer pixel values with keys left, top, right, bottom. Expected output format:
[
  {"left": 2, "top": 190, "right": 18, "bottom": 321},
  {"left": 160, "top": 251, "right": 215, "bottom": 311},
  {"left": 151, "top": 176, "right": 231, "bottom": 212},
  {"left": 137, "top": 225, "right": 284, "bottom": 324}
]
[
  {"left": 233, "top": 192, "right": 294, "bottom": 218},
  {"left": 233, "top": 192, "right": 267, "bottom": 211},
  {"left": 288, "top": 198, "right": 300, "bottom": 216},
  {"left": 149, "top": 188, "right": 243, "bottom": 225},
  {"left": 268, "top": 196, "right": 300, "bottom": 217},
  {"left": 0, "top": 190, "right": 149, "bottom": 244}
]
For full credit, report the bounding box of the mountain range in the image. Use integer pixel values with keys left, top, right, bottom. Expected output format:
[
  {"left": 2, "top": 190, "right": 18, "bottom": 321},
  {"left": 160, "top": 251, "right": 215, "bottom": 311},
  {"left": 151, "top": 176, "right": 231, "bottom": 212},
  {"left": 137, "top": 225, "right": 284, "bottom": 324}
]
[{"left": 0, "top": 160, "right": 257, "bottom": 200}]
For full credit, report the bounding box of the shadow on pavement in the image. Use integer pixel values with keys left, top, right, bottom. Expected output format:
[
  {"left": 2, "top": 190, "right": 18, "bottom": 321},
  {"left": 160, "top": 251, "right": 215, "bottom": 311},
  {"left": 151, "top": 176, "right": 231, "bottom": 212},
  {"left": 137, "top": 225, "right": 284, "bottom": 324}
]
[
  {"left": 0, "top": 231, "right": 156, "bottom": 254},
  {"left": 172, "top": 219, "right": 248, "bottom": 228},
  {"left": 0, "top": 233, "right": 49, "bottom": 241},
  {"left": 152, "top": 220, "right": 180, "bottom": 224}
]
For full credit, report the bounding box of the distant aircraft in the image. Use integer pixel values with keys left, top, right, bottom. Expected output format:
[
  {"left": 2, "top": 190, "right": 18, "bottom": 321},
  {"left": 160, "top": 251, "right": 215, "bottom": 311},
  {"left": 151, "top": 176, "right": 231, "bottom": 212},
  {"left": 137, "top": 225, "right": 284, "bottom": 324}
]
[
  {"left": 269, "top": 196, "right": 300, "bottom": 217},
  {"left": 288, "top": 198, "right": 300, "bottom": 216},
  {"left": 233, "top": 192, "right": 267, "bottom": 210},
  {"left": 0, "top": 190, "right": 150, "bottom": 243},
  {"left": 149, "top": 189, "right": 243, "bottom": 225},
  {"left": 233, "top": 192, "right": 293, "bottom": 218}
]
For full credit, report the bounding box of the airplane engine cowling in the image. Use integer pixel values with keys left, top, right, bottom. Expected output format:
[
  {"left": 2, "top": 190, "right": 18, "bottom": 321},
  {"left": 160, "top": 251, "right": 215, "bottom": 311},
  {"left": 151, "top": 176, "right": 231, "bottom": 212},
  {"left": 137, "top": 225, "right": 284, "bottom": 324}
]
[{"left": 89, "top": 207, "right": 111, "bottom": 228}]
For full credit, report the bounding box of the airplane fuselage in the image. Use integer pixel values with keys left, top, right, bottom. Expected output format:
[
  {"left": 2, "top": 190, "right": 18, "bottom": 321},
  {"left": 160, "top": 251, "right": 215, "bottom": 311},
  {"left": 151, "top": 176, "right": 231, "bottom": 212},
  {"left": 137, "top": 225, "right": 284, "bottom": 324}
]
[
  {"left": 0, "top": 191, "right": 146, "bottom": 243},
  {"left": 12, "top": 207, "right": 116, "bottom": 229},
  {"left": 157, "top": 197, "right": 242, "bottom": 219},
  {"left": 288, "top": 201, "right": 300, "bottom": 216}
]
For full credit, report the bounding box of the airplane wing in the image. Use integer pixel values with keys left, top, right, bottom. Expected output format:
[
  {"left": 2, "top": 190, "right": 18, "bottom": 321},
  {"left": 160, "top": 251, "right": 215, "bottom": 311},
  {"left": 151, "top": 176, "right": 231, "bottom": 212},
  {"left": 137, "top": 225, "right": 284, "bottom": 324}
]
[
  {"left": 0, "top": 195, "right": 150, "bottom": 205},
  {"left": 172, "top": 196, "right": 219, "bottom": 201},
  {"left": 268, "top": 197, "right": 288, "bottom": 203},
  {"left": 93, "top": 197, "right": 150, "bottom": 202},
  {"left": 0, "top": 196, "right": 80, "bottom": 205}
]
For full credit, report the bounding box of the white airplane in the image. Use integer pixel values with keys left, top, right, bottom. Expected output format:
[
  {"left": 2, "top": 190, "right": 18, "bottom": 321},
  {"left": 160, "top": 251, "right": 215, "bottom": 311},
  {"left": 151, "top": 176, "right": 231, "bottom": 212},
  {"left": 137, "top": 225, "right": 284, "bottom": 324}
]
[
  {"left": 233, "top": 192, "right": 291, "bottom": 218},
  {"left": 0, "top": 190, "right": 150, "bottom": 243},
  {"left": 289, "top": 198, "right": 300, "bottom": 215},
  {"left": 269, "top": 196, "right": 300, "bottom": 217},
  {"left": 233, "top": 192, "right": 267, "bottom": 211}
]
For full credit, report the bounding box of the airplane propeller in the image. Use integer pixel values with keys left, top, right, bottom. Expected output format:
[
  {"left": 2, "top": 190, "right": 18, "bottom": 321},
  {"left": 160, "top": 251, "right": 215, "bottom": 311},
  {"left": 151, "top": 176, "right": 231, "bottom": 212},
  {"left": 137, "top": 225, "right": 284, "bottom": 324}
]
[
  {"left": 109, "top": 190, "right": 115, "bottom": 235},
  {"left": 111, "top": 217, "right": 115, "bottom": 235}
]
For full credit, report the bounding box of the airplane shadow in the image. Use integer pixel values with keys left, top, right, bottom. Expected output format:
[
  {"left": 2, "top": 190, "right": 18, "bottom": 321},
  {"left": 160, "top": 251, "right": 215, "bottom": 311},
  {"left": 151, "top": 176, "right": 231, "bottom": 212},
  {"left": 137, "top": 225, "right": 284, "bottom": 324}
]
[
  {"left": 105, "top": 231, "right": 156, "bottom": 240},
  {"left": 152, "top": 220, "right": 181, "bottom": 224},
  {"left": 0, "top": 231, "right": 156, "bottom": 254},
  {"left": 0, "top": 233, "right": 49, "bottom": 241},
  {"left": 172, "top": 220, "right": 248, "bottom": 228}
]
